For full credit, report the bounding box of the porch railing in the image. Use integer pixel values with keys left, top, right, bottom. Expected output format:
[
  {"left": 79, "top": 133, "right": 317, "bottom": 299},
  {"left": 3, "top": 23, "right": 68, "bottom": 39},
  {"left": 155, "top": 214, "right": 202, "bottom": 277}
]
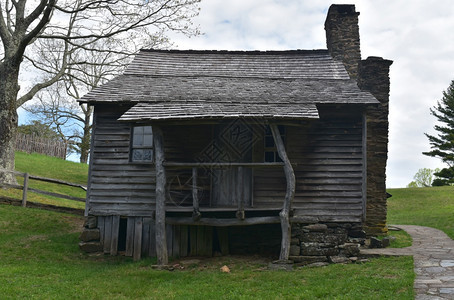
[{"left": 163, "top": 161, "right": 285, "bottom": 222}]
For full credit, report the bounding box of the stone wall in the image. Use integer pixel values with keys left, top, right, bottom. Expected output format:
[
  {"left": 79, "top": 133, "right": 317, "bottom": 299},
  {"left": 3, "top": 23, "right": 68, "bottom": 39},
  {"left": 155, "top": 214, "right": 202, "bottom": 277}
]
[
  {"left": 289, "top": 222, "right": 365, "bottom": 265},
  {"left": 358, "top": 57, "right": 393, "bottom": 235}
]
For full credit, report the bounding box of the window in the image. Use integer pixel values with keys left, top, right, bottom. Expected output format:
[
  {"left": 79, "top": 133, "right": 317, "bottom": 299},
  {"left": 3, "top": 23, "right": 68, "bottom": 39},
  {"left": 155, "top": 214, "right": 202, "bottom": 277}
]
[
  {"left": 264, "top": 125, "right": 285, "bottom": 162},
  {"left": 131, "top": 126, "right": 153, "bottom": 162}
]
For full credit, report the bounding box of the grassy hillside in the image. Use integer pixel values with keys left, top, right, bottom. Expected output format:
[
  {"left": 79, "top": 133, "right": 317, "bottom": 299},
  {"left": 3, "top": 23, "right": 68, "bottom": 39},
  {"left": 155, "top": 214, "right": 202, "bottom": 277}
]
[
  {"left": 0, "top": 204, "right": 414, "bottom": 299},
  {"left": 0, "top": 152, "right": 417, "bottom": 298},
  {"left": 387, "top": 186, "right": 454, "bottom": 239},
  {"left": 0, "top": 152, "right": 88, "bottom": 209}
]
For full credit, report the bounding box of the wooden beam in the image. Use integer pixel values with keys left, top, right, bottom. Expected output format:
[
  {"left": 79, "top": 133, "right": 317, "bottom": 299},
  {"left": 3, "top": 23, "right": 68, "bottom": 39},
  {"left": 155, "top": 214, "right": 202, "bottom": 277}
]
[
  {"left": 270, "top": 124, "right": 296, "bottom": 262},
  {"left": 361, "top": 112, "right": 367, "bottom": 221},
  {"left": 166, "top": 216, "right": 281, "bottom": 227},
  {"left": 163, "top": 162, "right": 284, "bottom": 168},
  {"left": 236, "top": 166, "right": 245, "bottom": 220},
  {"left": 22, "top": 173, "right": 29, "bottom": 207},
  {"left": 153, "top": 126, "right": 168, "bottom": 265},
  {"left": 192, "top": 167, "right": 201, "bottom": 221}
]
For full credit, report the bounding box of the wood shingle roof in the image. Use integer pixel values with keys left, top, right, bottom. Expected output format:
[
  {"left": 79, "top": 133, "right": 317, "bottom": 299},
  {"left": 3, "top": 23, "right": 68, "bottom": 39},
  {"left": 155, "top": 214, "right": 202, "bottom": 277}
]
[{"left": 80, "top": 49, "right": 379, "bottom": 121}]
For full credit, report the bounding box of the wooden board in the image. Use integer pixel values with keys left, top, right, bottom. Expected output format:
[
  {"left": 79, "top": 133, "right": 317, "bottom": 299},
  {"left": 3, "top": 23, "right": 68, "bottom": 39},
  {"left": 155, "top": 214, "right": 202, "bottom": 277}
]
[
  {"left": 125, "top": 217, "right": 135, "bottom": 257},
  {"left": 103, "top": 216, "right": 112, "bottom": 254},
  {"left": 110, "top": 215, "right": 120, "bottom": 255},
  {"left": 133, "top": 217, "right": 143, "bottom": 261},
  {"left": 179, "top": 225, "right": 188, "bottom": 257}
]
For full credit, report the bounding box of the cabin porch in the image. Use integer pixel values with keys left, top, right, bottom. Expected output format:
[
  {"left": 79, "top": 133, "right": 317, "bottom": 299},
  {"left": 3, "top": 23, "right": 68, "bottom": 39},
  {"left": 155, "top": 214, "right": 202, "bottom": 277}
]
[{"left": 83, "top": 106, "right": 368, "bottom": 262}]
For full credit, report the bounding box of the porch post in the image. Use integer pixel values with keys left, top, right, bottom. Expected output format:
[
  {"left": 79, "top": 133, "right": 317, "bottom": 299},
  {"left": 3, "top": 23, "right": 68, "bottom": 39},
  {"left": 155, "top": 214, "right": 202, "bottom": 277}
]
[
  {"left": 270, "top": 124, "right": 295, "bottom": 261},
  {"left": 192, "top": 167, "right": 201, "bottom": 221},
  {"left": 153, "top": 125, "right": 168, "bottom": 265}
]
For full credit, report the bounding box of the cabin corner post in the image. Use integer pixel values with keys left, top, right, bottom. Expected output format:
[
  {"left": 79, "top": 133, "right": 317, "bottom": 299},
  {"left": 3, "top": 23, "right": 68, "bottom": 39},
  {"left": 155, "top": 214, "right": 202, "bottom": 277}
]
[
  {"left": 153, "top": 125, "right": 168, "bottom": 265},
  {"left": 270, "top": 124, "right": 295, "bottom": 261}
]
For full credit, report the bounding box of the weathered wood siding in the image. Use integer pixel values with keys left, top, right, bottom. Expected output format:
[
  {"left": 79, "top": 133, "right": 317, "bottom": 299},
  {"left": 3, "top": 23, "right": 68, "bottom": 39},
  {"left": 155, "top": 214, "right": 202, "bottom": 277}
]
[
  {"left": 98, "top": 215, "right": 234, "bottom": 258},
  {"left": 289, "top": 112, "right": 364, "bottom": 222},
  {"left": 87, "top": 105, "right": 156, "bottom": 216},
  {"left": 253, "top": 112, "right": 365, "bottom": 222},
  {"left": 87, "top": 107, "right": 364, "bottom": 221}
]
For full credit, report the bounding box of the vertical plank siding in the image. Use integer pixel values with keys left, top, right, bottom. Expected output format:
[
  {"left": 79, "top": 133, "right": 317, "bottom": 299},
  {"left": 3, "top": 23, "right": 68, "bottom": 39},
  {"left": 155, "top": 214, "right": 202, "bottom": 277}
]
[{"left": 98, "top": 215, "right": 225, "bottom": 258}]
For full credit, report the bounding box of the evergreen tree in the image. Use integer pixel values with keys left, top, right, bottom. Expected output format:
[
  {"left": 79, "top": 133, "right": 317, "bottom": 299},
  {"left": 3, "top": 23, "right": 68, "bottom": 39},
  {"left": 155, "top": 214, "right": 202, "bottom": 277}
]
[{"left": 423, "top": 80, "right": 454, "bottom": 185}]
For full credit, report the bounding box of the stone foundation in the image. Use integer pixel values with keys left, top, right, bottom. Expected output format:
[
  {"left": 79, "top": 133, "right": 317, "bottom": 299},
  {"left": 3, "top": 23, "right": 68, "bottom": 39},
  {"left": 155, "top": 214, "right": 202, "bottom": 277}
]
[
  {"left": 79, "top": 216, "right": 103, "bottom": 253},
  {"left": 289, "top": 222, "right": 365, "bottom": 266}
]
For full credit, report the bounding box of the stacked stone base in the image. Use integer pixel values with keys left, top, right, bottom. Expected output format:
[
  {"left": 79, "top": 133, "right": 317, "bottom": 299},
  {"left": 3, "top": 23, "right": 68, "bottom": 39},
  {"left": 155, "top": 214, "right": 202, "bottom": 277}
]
[
  {"left": 79, "top": 216, "right": 103, "bottom": 253},
  {"left": 289, "top": 222, "right": 366, "bottom": 266}
]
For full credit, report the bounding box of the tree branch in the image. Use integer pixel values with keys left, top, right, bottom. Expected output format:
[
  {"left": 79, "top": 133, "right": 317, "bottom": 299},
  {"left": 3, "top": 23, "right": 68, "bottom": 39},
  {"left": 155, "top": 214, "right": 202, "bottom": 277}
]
[{"left": 0, "top": 3, "right": 12, "bottom": 48}]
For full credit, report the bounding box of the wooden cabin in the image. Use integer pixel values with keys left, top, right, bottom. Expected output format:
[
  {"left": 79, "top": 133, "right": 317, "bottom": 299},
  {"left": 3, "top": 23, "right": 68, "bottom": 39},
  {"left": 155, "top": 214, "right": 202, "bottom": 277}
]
[{"left": 79, "top": 4, "right": 392, "bottom": 264}]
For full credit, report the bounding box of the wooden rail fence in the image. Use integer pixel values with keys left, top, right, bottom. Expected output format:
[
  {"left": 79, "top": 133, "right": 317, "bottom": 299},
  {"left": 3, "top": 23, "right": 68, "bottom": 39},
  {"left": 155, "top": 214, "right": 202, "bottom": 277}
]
[
  {"left": 15, "top": 133, "right": 68, "bottom": 159},
  {"left": 0, "top": 168, "right": 86, "bottom": 210}
]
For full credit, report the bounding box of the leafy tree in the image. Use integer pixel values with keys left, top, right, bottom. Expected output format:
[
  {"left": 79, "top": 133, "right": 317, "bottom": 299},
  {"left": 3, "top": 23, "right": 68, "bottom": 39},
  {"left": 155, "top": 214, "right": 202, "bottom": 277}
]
[
  {"left": 423, "top": 80, "right": 454, "bottom": 185},
  {"left": 407, "top": 168, "right": 437, "bottom": 188},
  {"left": 407, "top": 181, "right": 418, "bottom": 188},
  {"left": 0, "top": 0, "right": 200, "bottom": 182},
  {"left": 17, "top": 120, "right": 60, "bottom": 140},
  {"left": 432, "top": 168, "right": 454, "bottom": 186}
]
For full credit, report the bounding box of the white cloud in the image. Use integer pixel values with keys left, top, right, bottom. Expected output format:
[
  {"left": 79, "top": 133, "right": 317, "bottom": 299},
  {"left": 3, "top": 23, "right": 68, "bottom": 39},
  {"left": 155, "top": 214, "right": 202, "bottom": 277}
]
[{"left": 167, "top": 0, "right": 454, "bottom": 187}]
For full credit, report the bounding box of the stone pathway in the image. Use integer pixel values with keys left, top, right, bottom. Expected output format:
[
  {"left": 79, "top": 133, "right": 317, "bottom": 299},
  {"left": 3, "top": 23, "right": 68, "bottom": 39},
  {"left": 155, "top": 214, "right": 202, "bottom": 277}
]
[{"left": 361, "top": 225, "right": 454, "bottom": 299}]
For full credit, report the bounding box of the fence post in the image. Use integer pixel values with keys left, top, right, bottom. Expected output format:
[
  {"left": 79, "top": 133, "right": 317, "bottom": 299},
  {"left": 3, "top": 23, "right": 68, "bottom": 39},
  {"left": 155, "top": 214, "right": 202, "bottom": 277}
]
[{"left": 22, "top": 173, "right": 29, "bottom": 207}]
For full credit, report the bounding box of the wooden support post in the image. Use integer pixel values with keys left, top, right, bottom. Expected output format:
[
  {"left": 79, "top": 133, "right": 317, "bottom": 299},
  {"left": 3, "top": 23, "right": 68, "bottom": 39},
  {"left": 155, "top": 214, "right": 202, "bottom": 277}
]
[
  {"left": 110, "top": 215, "right": 120, "bottom": 256},
  {"left": 21, "top": 172, "right": 29, "bottom": 207},
  {"left": 235, "top": 166, "right": 245, "bottom": 220},
  {"left": 133, "top": 217, "right": 143, "bottom": 261},
  {"left": 192, "top": 167, "right": 201, "bottom": 221},
  {"left": 270, "top": 124, "right": 296, "bottom": 262},
  {"left": 153, "top": 126, "right": 168, "bottom": 265}
]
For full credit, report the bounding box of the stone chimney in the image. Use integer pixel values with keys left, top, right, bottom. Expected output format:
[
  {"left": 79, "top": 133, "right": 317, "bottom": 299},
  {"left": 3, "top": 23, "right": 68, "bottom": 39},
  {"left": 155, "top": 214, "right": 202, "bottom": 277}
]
[
  {"left": 358, "top": 57, "right": 393, "bottom": 235},
  {"left": 324, "top": 4, "right": 361, "bottom": 79}
]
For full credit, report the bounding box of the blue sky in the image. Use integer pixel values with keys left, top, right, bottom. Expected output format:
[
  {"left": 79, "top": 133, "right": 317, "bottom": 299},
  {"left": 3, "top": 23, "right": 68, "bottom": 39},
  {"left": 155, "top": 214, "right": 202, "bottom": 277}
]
[
  {"left": 165, "top": 0, "right": 454, "bottom": 188},
  {"left": 18, "top": 0, "right": 454, "bottom": 188}
]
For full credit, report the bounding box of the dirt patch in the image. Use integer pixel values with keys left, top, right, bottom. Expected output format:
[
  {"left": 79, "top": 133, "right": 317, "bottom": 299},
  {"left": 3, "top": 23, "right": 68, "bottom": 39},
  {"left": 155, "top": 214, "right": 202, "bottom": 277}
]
[
  {"left": 172, "top": 255, "right": 274, "bottom": 272},
  {"left": 60, "top": 215, "right": 85, "bottom": 233},
  {"left": 22, "top": 234, "right": 47, "bottom": 248}
]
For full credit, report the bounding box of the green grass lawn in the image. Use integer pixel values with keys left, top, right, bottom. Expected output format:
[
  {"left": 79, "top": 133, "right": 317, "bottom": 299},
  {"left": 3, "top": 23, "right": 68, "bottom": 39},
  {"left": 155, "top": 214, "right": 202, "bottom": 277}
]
[
  {"left": 0, "top": 205, "right": 414, "bottom": 299},
  {"left": 8, "top": 152, "right": 452, "bottom": 298},
  {"left": 0, "top": 152, "right": 88, "bottom": 209},
  {"left": 387, "top": 186, "right": 454, "bottom": 239}
]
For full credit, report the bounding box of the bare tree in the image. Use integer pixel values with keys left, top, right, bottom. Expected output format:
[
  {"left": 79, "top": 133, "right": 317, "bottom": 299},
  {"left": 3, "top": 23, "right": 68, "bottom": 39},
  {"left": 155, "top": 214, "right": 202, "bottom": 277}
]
[
  {"left": 0, "top": 0, "right": 200, "bottom": 182},
  {"left": 26, "top": 36, "right": 165, "bottom": 163}
]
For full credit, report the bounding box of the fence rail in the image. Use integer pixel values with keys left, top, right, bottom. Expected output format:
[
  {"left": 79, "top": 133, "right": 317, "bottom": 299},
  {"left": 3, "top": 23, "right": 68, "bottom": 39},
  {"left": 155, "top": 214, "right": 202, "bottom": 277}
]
[
  {"left": 0, "top": 168, "right": 86, "bottom": 208},
  {"left": 15, "top": 133, "right": 68, "bottom": 159}
]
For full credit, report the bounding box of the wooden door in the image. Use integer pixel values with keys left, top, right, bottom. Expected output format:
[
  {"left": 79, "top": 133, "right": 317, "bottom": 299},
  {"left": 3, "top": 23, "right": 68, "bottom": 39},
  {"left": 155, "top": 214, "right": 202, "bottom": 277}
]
[{"left": 211, "top": 120, "right": 253, "bottom": 207}]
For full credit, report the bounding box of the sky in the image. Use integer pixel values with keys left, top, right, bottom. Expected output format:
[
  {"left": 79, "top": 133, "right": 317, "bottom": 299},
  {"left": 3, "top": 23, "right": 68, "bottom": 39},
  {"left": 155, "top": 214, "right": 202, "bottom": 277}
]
[
  {"left": 16, "top": 0, "right": 454, "bottom": 188},
  {"left": 164, "top": 0, "right": 454, "bottom": 188}
]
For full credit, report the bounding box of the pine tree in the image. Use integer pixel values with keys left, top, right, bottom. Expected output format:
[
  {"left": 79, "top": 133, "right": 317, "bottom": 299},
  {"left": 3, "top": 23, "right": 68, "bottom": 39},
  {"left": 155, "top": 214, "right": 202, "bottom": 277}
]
[{"left": 423, "top": 80, "right": 454, "bottom": 185}]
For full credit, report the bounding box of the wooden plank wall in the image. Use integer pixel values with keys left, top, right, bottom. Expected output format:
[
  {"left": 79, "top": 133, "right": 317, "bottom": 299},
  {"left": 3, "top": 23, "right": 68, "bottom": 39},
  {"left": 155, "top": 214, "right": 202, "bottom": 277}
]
[
  {"left": 98, "top": 216, "right": 230, "bottom": 259},
  {"left": 253, "top": 115, "right": 364, "bottom": 222},
  {"left": 87, "top": 105, "right": 156, "bottom": 216},
  {"left": 288, "top": 115, "right": 364, "bottom": 222}
]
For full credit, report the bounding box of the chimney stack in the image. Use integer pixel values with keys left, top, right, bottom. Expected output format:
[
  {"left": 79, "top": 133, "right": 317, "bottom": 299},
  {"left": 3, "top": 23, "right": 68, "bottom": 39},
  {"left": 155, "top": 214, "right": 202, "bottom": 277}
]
[
  {"left": 325, "top": 4, "right": 361, "bottom": 79},
  {"left": 358, "top": 56, "right": 393, "bottom": 235}
]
